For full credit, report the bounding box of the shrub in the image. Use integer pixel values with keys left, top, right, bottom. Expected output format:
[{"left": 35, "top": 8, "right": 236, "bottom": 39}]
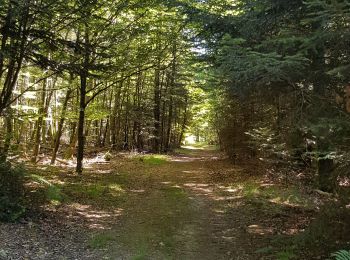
[
  {"left": 332, "top": 250, "right": 350, "bottom": 260},
  {"left": 104, "top": 151, "right": 112, "bottom": 161},
  {"left": 0, "top": 160, "right": 26, "bottom": 222}
]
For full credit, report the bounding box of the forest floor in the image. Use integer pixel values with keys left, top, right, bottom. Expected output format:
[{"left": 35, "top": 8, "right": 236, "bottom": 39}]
[{"left": 0, "top": 146, "right": 349, "bottom": 260}]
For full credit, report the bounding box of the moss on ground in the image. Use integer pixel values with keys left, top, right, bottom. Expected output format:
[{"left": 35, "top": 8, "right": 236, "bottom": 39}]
[{"left": 135, "top": 154, "right": 169, "bottom": 166}]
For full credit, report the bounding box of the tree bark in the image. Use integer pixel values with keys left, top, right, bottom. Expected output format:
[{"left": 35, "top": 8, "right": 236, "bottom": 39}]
[
  {"left": 178, "top": 96, "right": 188, "bottom": 147},
  {"left": 76, "top": 24, "right": 90, "bottom": 174},
  {"left": 152, "top": 59, "right": 161, "bottom": 153},
  {"left": 111, "top": 79, "right": 123, "bottom": 150},
  {"left": 31, "top": 77, "right": 48, "bottom": 163},
  {"left": 76, "top": 74, "right": 87, "bottom": 174},
  {"left": 51, "top": 88, "right": 72, "bottom": 164},
  {"left": 165, "top": 43, "right": 177, "bottom": 151},
  {"left": 0, "top": 108, "right": 13, "bottom": 161}
]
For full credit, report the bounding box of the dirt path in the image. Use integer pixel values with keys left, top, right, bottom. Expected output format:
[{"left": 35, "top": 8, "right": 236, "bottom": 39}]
[
  {"left": 107, "top": 148, "right": 248, "bottom": 260},
  {"left": 0, "top": 147, "right": 322, "bottom": 259},
  {"left": 87, "top": 147, "right": 313, "bottom": 259},
  {"left": 111, "top": 148, "right": 253, "bottom": 260}
]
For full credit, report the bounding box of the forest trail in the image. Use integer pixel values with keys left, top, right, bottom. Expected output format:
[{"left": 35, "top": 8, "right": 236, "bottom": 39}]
[
  {"left": 81, "top": 146, "right": 313, "bottom": 260},
  {"left": 0, "top": 147, "right": 317, "bottom": 260},
  {"left": 106, "top": 147, "right": 254, "bottom": 260}
]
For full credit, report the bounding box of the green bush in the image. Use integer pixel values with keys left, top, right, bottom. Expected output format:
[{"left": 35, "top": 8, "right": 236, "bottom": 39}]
[
  {"left": 332, "top": 250, "right": 350, "bottom": 260},
  {"left": 0, "top": 161, "right": 26, "bottom": 222}
]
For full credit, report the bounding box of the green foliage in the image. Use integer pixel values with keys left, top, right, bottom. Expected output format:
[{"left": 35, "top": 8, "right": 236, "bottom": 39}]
[
  {"left": 0, "top": 0, "right": 194, "bottom": 171},
  {"left": 104, "top": 152, "right": 112, "bottom": 161},
  {"left": 332, "top": 250, "right": 350, "bottom": 260},
  {"left": 245, "top": 126, "right": 286, "bottom": 157},
  {"left": 277, "top": 204, "right": 350, "bottom": 259},
  {"left": 255, "top": 246, "right": 274, "bottom": 254},
  {"left": 138, "top": 155, "right": 169, "bottom": 165},
  {"left": 229, "top": 181, "right": 312, "bottom": 208},
  {"left": 217, "top": 34, "right": 309, "bottom": 92},
  {"left": 60, "top": 181, "right": 125, "bottom": 207},
  {"left": 0, "top": 161, "right": 26, "bottom": 222},
  {"left": 46, "top": 185, "right": 63, "bottom": 203},
  {"left": 276, "top": 249, "right": 297, "bottom": 260},
  {"left": 131, "top": 253, "right": 147, "bottom": 260},
  {"left": 89, "top": 232, "right": 117, "bottom": 249},
  {"left": 30, "top": 174, "right": 64, "bottom": 203},
  {"left": 0, "top": 249, "right": 8, "bottom": 259},
  {"left": 306, "top": 117, "right": 350, "bottom": 152},
  {"left": 186, "top": 0, "right": 350, "bottom": 193},
  {"left": 186, "top": 86, "right": 217, "bottom": 144},
  {"left": 69, "top": 184, "right": 106, "bottom": 199}
]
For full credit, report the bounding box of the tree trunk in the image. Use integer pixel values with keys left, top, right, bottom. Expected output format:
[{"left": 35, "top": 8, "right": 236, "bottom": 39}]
[
  {"left": 165, "top": 43, "right": 176, "bottom": 151},
  {"left": 102, "top": 119, "right": 109, "bottom": 147},
  {"left": 41, "top": 81, "right": 55, "bottom": 146},
  {"left": 51, "top": 88, "right": 72, "bottom": 164},
  {"left": 0, "top": 108, "right": 13, "bottom": 161},
  {"left": 31, "top": 77, "right": 48, "bottom": 163},
  {"left": 152, "top": 59, "right": 161, "bottom": 153},
  {"left": 76, "top": 23, "right": 90, "bottom": 174},
  {"left": 65, "top": 123, "right": 77, "bottom": 160},
  {"left": 111, "top": 79, "right": 123, "bottom": 150},
  {"left": 76, "top": 74, "right": 87, "bottom": 174},
  {"left": 178, "top": 96, "right": 188, "bottom": 147},
  {"left": 165, "top": 96, "right": 173, "bottom": 151}
]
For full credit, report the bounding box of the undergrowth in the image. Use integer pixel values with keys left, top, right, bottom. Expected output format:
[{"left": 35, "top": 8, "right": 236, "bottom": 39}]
[
  {"left": 89, "top": 232, "right": 117, "bottom": 249},
  {"left": 228, "top": 181, "right": 312, "bottom": 208},
  {"left": 0, "top": 160, "right": 26, "bottom": 222},
  {"left": 30, "top": 174, "right": 64, "bottom": 203},
  {"left": 258, "top": 203, "right": 350, "bottom": 259},
  {"left": 136, "top": 154, "right": 169, "bottom": 165},
  {"left": 331, "top": 250, "right": 350, "bottom": 260}
]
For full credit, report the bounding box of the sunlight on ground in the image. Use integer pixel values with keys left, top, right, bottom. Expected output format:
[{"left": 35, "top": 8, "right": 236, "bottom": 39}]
[
  {"left": 183, "top": 183, "right": 213, "bottom": 195},
  {"left": 130, "top": 189, "right": 146, "bottom": 193},
  {"left": 96, "top": 169, "right": 113, "bottom": 174},
  {"left": 247, "top": 225, "right": 274, "bottom": 235},
  {"left": 182, "top": 170, "right": 200, "bottom": 174},
  {"left": 67, "top": 203, "right": 124, "bottom": 230},
  {"left": 38, "top": 153, "right": 113, "bottom": 170},
  {"left": 170, "top": 156, "right": 195, "bottom": 162},
  {"left": 182, "top": 145, "right": 205, "bottom": 150},
  {"left": 223, "top": 181, "right": 313, "bottom": 209},
  {"left": 213, "top": 196, "right": 243, "bottom": 201},
  {"left": 108, "top": 184, "right": 124, "bottom": 193}
]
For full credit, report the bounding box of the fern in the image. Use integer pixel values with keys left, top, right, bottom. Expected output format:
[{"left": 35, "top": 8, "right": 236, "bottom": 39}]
[{"left": 332, "top": 250, "right": 350, "bottom": 260}]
